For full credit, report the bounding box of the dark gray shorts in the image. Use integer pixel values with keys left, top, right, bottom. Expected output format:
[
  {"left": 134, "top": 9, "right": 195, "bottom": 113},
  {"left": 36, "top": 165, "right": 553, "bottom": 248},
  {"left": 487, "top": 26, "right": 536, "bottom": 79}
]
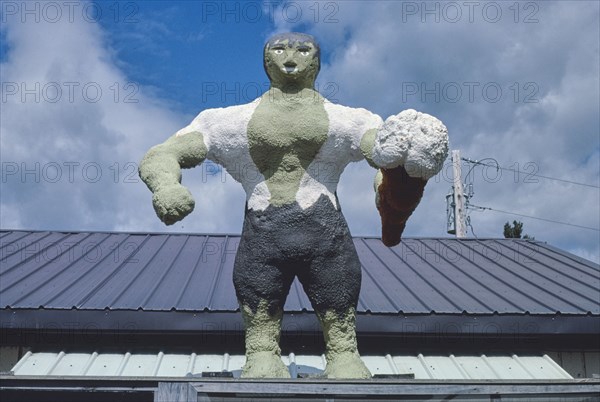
[{"left": 233, "top": 194, "right": 362, "bottom": 317}]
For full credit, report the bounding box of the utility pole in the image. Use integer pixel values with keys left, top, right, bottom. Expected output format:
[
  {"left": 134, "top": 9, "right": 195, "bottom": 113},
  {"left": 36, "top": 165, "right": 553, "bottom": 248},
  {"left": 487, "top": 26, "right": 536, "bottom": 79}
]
[{"left": 452, "top": 150, "right": 467, "bottom": 238}]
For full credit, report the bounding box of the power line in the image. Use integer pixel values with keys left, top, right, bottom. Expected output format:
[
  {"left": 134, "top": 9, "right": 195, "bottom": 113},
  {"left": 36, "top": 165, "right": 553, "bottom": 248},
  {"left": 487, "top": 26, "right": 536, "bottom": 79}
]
[
  {"left": 468, "top": 204, "right": 600, "bottom": 231},
  {"left": 462, "top": 157, "right": 600, "bottom": 189}
]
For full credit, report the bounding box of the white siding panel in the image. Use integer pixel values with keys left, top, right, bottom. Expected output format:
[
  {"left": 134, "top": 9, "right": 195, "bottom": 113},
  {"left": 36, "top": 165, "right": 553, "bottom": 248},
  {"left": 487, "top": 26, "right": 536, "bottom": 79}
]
[
  {"left": 121, "top": 354, "right": 159, "bottom": 377},
  {"left": 51, "top": 353, "right": 93, "bottom": 376},
  {"left": 86, "top": 353, "right": 127, "bottom": 376},
  {"left": 11, "top": 352, "right": 575, "bottom": 380},
  {"left": 453, "top": 356, "right": 499, "bottom": 379},
  {"left": 392, "top": 355, "right": 431, "bottom": 379},
  {"left": 13, "top": 352, "right": 58, "bottom": 376},
  {"left": 155, "top": 354, "right": 192, "bottom": 377}
]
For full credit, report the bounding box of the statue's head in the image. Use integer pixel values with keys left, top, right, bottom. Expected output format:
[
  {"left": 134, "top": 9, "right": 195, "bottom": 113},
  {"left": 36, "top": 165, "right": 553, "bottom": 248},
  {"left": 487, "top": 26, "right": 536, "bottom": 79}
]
[{"left": 263, "top": 32, "right": 320, "bottom": 90}]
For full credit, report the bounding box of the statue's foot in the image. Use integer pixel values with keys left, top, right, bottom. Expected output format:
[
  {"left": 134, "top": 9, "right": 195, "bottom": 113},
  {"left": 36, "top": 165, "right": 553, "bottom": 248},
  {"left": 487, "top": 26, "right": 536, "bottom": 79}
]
[
  {"left": 323, "top": 353, "right": 372, "bottom": 379},
  {"left": 241, "top": 352, "right": 291, "bottom": 378}
]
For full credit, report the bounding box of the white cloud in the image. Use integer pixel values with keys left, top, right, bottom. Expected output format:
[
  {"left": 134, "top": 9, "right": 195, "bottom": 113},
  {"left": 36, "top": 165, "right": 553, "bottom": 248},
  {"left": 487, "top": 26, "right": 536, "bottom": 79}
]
[{"left": 0, "top": 1, "right": 243, "bottom": 235}]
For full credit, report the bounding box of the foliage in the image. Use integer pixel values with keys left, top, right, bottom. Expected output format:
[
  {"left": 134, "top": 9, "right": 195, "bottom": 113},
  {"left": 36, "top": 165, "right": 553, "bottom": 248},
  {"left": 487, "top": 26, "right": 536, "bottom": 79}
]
[{"left": 503, "top": 220, "right": 535, "bottom": 240}]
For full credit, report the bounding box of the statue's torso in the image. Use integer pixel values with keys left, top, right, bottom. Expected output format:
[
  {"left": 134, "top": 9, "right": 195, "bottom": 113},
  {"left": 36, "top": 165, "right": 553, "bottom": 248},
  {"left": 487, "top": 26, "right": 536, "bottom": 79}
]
[
  {"left": 247, "top": 90, "right": 329, "bottom": 207},
  {"left": 194, "top": 90, "right": 382, "bottom": 211}
]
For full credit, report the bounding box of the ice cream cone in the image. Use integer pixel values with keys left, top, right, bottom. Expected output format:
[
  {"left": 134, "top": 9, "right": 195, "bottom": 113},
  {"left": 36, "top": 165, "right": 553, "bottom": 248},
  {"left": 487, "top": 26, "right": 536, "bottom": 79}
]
[{"left": 376, "top": 166, "right": 427, "bottom": 247}]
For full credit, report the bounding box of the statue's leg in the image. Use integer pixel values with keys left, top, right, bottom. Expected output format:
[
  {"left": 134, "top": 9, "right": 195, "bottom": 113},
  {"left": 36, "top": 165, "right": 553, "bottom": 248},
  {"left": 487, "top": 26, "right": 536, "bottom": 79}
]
[
  {"left": 233, "top": 244, "right": 294, "bottom": 378},
  {"left": 316, "top": 307, "right": 371, "bottom": 379},
  {"left": 298, "top": 239, "right": 372, "bottom": 379}
]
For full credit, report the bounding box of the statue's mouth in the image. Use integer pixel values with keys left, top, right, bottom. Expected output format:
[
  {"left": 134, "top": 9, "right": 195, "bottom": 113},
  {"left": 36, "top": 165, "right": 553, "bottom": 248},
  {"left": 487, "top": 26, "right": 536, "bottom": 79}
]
[{"left": 283, "top": 66, "right": 297, "bottom": 74}]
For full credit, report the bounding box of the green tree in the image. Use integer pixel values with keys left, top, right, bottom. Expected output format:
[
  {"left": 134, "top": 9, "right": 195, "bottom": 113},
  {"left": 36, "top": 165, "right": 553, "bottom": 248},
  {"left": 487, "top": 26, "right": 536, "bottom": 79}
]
[
  {"left": 503, "top": 220, "right": 534, "bottom": 240},
  {"left": 504, "top": 220, "right": 523, "bottom": 238}
]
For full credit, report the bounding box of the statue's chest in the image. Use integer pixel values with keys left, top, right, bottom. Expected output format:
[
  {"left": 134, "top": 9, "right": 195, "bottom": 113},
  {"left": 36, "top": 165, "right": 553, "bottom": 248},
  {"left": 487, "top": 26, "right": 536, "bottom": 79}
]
[{"left": 247, "top": 100, "right": 329, "bottom": 162}]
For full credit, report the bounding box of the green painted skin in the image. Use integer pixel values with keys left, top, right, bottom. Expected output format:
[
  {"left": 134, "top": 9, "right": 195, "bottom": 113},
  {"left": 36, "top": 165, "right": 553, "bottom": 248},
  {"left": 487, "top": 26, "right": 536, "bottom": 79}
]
[
  {"left": 248, "top": 90, "right": 328, "bottom": 207},
  {"left": 318, "top": 308, "right": 371, "bottom": 379},
  {"left": 263, "top": 38, "right": 320, "bottom": 93},
  {"left": 360, "top": 128, "right": 379, "bottom": 168},
  {"left": 247, "top": 38, "right": 328, "bottom": 206},
  {"left": 139, "top": 132, "right": 207, "bottom": 225},
  {"left": 241, "top": 301, "right": 290, "bottom": 378}
]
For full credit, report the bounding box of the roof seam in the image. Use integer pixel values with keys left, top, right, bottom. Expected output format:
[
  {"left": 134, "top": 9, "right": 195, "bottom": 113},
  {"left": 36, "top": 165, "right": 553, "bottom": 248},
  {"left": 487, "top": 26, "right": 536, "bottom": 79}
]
[
  {"left": 487, "top": 239, "right": 594, "bottom": 312},
  {"left": 204, "top": 235, "right": 230, "bottom": 308},
  {"left": 358, "top": 239, "right": 404, "bottom": 312},
  {"left": 140, "top": 235, "right": 192, "bottom": 307},
  {"left": 436, "top": 239, "right": 529, "bottom": 312},
  {"left": 491, "top": 241, "right": 599, "bottom": 304},
  {"left": 292, "top": 277, "right": 309, "bottom": 311},
  {"left": 76, "top": 234, "right": 153, "bottom": 308},
  {"left": 534, "top": 241, "right": 600, "bottom": 270},
  {"left": 471, "top": 239, "right": 560, "bottom": 312},
  {"left": 397, "top": 240, "right": 479, "bottom": 312},
  {"left": 417, "top": 239, "right": 507, "bottom": 312},
  {"left": 33, "top": 233, "right": 120, "bottom": 306},
  {"left": 0, "top": 231, "right": 51, "bottom": 263},
  {"left": 111, "top": 235, "right": 173, "bottom": 307},
  {"left": 46, "top": 234, "right": 134, "bottom": 306},
  {"left": 515, "top": 241, "right": 600, "bottom": 284},
  {"left": 1, "top": 232, "right": 93, "bottom": 296},
  {"left": 0, "top": 232, "right": 72, "bottom": 278},
  {"left": 174, "top": 235, "right": 210, "bottom": 307}
]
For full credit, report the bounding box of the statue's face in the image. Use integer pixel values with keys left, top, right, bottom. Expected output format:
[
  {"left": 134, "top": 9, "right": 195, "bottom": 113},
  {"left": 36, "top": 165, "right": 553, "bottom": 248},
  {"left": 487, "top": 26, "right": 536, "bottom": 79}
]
[{"left": 264, "top": 35, "right": 320, "bottom": 89}]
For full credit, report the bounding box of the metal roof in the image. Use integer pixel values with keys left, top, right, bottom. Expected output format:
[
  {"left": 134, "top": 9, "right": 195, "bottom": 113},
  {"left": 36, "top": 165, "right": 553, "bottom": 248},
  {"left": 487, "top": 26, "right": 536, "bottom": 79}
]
[
  {"left": 10, "top": 351, "right": 573, "bottom": 380},
  {"left": 1, "top": 229, "right": 598, "bottom": 315}
]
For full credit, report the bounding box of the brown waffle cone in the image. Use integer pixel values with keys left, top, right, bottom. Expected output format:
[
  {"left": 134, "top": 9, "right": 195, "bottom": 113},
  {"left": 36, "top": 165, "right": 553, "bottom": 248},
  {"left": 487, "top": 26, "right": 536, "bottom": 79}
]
[{"left": 377, "top": 166, "right": 427, "bottom": 247}]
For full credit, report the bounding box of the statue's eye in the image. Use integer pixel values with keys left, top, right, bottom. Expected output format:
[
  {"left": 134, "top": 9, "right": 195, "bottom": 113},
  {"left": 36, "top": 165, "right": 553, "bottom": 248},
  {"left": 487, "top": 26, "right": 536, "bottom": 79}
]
[
  {"left": 300, "top": 50, "right": 310, "bottom": 56},
  {"left": 273, "top": 49, "right": 284, "bottom": 55}
]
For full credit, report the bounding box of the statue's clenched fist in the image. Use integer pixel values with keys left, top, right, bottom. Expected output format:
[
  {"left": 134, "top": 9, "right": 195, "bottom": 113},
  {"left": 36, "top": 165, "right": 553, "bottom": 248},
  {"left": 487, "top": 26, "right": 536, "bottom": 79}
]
[{"left": 152, "top": 184, "right": 195, "bottom": 225}]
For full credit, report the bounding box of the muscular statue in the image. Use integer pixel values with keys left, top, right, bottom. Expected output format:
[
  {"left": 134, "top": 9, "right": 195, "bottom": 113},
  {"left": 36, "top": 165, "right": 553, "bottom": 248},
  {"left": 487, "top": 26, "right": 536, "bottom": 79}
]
[{"left": 139, "top": 32, "right": 448, "bottom": 379}]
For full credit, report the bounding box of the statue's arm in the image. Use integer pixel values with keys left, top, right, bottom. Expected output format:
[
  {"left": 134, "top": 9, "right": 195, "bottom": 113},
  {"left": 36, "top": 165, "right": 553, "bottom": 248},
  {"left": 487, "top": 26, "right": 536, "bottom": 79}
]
[
  {"left": 139, "top": 127, "right": 207, "bottom": 225},
  {"left": 359, "top": 128, "right": 379, "bottom": 168}
]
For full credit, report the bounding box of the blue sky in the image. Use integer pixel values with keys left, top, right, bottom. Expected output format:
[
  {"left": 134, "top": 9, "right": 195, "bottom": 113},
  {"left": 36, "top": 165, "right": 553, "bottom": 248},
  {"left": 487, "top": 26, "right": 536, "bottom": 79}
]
[
  {"left": 1, "top": 1, "right": 599, "bottom": 262},
  {"left": 95, "top": 1, "right": 273, "bottom": 113}
]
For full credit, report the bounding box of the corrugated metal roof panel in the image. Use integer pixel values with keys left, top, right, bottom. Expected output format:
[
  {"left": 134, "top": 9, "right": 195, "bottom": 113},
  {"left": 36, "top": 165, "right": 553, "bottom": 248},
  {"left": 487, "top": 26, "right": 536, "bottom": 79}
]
[
  {"left": 10, "top": 352, "right": 573, "bottom": 380},
  {"left": 450, "top": 355, "right": 498, "bottom": 379},
  {"left": 51, "top": 353, "right": 94, "bottom": 376},
  {"left": 1, "top": 230, "right": 598, "bottom": 315},
  {"left": 86, "top": 353, "right": 124, "bottom": 376}
]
